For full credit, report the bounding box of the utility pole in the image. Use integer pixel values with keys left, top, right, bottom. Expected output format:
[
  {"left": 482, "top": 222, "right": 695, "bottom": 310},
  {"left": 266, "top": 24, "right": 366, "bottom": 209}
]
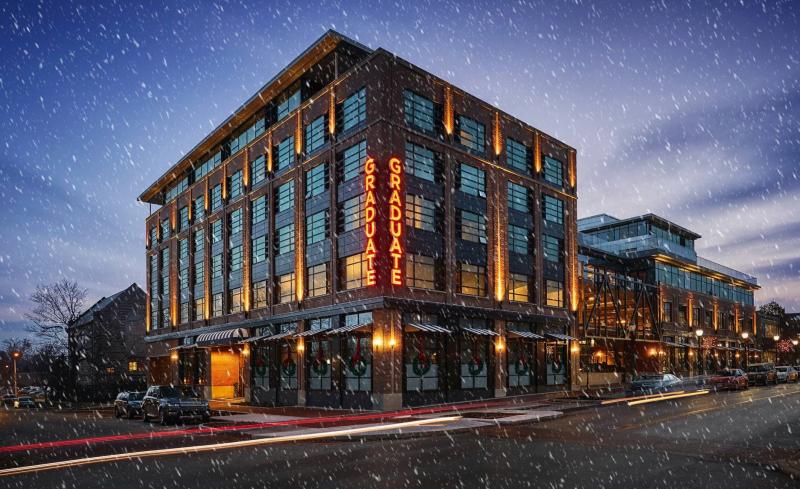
[{"left": 12, "top": 351, "right": 21, "bottom": 397}]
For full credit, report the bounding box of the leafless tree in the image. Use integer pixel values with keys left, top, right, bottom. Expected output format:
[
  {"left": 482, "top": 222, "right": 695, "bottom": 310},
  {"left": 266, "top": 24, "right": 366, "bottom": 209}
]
[
  {"left": 2, "top": 337, "right": 33, "bottom": 358},
  {"left": 25, "top": 279, "right": 87, "bottom": 351}
]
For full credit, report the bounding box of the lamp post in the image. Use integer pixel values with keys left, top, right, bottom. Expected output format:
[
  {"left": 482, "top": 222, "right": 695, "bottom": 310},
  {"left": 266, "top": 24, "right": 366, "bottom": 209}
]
[
  {"left": 11, "top": 351, "right": 21, "bottom": 397},
  {"left": 773, "top": 335, "right": 780, "bottom": 364},
  {"left": 695, "top": 329, "right": 704, "bottom": 376},
  {"left": 741, "top": 332, "right": 749, "bottom": 370},
  {"left": 793, "top": 339, "right": 799, "bottom": 366}
]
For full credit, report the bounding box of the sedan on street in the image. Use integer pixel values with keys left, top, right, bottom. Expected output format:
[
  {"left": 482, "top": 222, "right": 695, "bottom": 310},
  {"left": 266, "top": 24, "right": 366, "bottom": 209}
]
[
  {"left": 709, "top": 369, "right": 749, "bottom": 390},
  {"left": 746, "top": 363, "right": 778, "bottom": 385},
  {"left": 630, "top": 373, "right": 683, "bottom": 394},
  {"left": 775, "top": 366, "right": 799, "bottom": 383}
]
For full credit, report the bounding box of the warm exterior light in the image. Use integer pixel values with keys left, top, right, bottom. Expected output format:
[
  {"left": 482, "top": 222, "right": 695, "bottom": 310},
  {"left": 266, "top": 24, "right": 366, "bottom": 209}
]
[
  {"left": 295, "top": 113, "right": 303, "bottom": 154},
  {"left": 170, "top": 351, "right": 179, "bottom": 362},
  {"left": 494, "top": 200, "right": 505, "bottom": 301},
  {"left": 695, "top": 329, "right": 704, "bottom": 337},
  {"left": 388, "top": 336, "right": 396, "bottom": 349},
  {"left": 568, "top": 150, "right": 576, "bottom": 188},
  {"left": 533, "top": 132, "right": 542, "bottom": 173},
  {"left": 297, "top": 339, "right": 305, "bottom": 353},
  {"left": 570, "top": 344, "right": 580, "bottom": 354},
  {"left": 735, "top": 353, "right": 740, "bottom": 358},
  {"left": 364, "top": 157, "right": 377, "bottom": 286},
  {"left": 388, "top": 157, "right": 405, "bottom": 286},
  {"left": 793, "top": 340, "right": 799, "bottom": 346},
  {"left": 328, "top": 91, "right": 336, "bottom": 134},
  {"left": 372, "top": 335, "right": 383, "bottom": 349},
  {"left": 495, "top": 337, "right": 505, "bottom": 352},
  {"left": 649, "top": 348, "right": 657, "bottom": 357},
  {"left": 443, "top": 86, "right": 454, "bottom": 135},
  {"left": 242, "top": 344, "right": 250, "bottom": 356},
  {"left": 12, "top": 351, "right": 21, "bottom": 359},
  {"left": 492, "top": 112, "right": 502, "bottom": 156},
  {"left": 688, "top": 351, "right": 694, "bottom": 357},
  {"left": 741, "top": 332, "right": 749, "bottom": 340},
  {"left": 266, "top": 133, "right": 273, "bottom": 172},
  {"left": 773, "top": 335, "right": 780, "bottom": 342}
]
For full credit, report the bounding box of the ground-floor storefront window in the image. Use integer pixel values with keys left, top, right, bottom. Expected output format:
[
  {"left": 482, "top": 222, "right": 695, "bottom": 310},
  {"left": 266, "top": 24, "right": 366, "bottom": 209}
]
[
  {"left": 545, "top": 342, "right": 567, "bottom": 385},
  {"left": 279, "top": 340, "right": 298, "bottom": 390},
  {"left": 405, "top": 334, "right": 440, "bottom": 392},
  {"left": 459, "top": 337, "right": 489, "bottom": 389},
  {"left": 308, "top": 339, "right": 332, "bottom": 391},
  {"left": 342, "top": 335, "right": 371, "bottom": 392},
  {"left": 507, "top": 340, "right": 534, "bottom": 388}
]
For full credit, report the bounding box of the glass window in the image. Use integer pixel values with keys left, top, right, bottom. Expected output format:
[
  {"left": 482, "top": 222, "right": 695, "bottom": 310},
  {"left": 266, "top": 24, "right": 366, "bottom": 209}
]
[
  {"left": 508, "top": 225, "right": 530, "bottom": 255},
  {"left": 507, "top": 182, "right": 529, "bottom": 213},
  {"left": 276, "top": 136, "right": 295, "bottom": 171},
  {"left": 252, "top": 280, "right": 267, "bottom": 309},
  {"left": 211, "top": 293, "right": 223, "bottom": 317},
  {"left": 406, "top": 254, "right": 437, "bottom": 290},
  {"left": 405, "top": 194, "right": 436, "bottom": 232},
  {"left": 275, "top": 224, "right": 295, "bottom": 255},
  {"left": 341, "top": 253, "right": 368, "bottom": 290},
  {"left": 179, "top": 238, "right": 189, "bottom": 260},
  {"left": 343, "top": 336, "right": 372, "bottom": 392},
  {"left": 306, "top": 210, "right": 329, "bottom": 246},
  {"left": 542, "top": 235, "right": 563, "bottom": 263},
  {"left": 251, "top": 196, "right": 267, "bottom": 226},
  {"left": 546, "top": 280, "right": 564, "bottom": 308},
  {"left": 229, "top": 118, "right": 265, "bottom": 154},
  {"left": 306, "top": 163, "right": 328, "bottom": 198},
  {"left": 458, "top": 163, "right": 486, "bottom": 197},
  {"left": 458, "top": 263, "right": 486, "bottom": 296},
  {"left": 193, "top": 151, "right": 222, "bottom": 181},
  {"left": 339, "top": 140, "right": 366, "bottom": 182},
  {"left": 193, "top": 196, "right": 205, "bottom": 222},
  {"left": 165, "top": 176, "right": 189, "bottom": 203},
  {"left": 543, "top": 195, "right": 564, "bottom": 225},
  {"left": 211, "top": 254, "right": 223, "bottom": 279},
  {"left": 229, "top": 245, "right": 242, "bottom": 272},
  {"left": 252, "top": 235, "right": 267, "bottom": 264},
  {"left": 308, "top": 340, "right": 331, "bottom": 390},
  {"left": 229, "top": 287, "right": 243, "bottom": 313},
  {"left": 250, "top": 155, "right": 266, "bottom": 186},
  {"left": 403, "top": 89, "right": 435, "bottom": 133},
  {"left": 543, "top": 156, "right": 563, "bottom": 186},
  {"left": 228, "top": 170, "right": 243, "bottom": 199},
  {"left": 341, "top": 87, "right": 366, "bottom": 132},
  {"left": 305, "top": 115, "right": 327, "bottom": 154},
  {"left": 404, "top": 335, "right": 440, "bottom": 392},
  {"left": 459, "top": 337, "right": 489, "bottom": 389},
  {"left": 160, "top": 219, "right": 170, "bottom": 240},
  {"left": 459, "top": 210, "right": 487, "bottom": 244},
  {"left": 275, "top": 180, "right": 294, "bottom": 213},
  {"left": 179, "top": 267, "right": 189, "bottom": 290},
  {"left": 405, "top": 142, "right": 437, "bottom": 182},
  {"left": 506, "top": 137, "right": 530, "bottom": 174},
  {"left": 277, "top": 89, "right": 300, "bottom": 120},
  {"left": 210, "top": 184, "right": 222, "bottom": 211},
  {"left": 194, "top": 297, "right": 204, "bottom": 321},
  {"left": 306, "top": 263, "right": 329, "bottom": 298},
  {"left": 455, "top": 114, "right": 485, "bottom": 154},
  {"left": 194, "top": 261, "right": 204, "bottom": 285},
  {"left": 179, "top": 206, "right": 189, "bottom": 231},
  {"left": 276, "top": 273, "right": 295, "bottom": 303},
  {"left": 339, "top": 194, "right": 365, "bottom": 232},
  {"left": 211, "top": 220, "right": 222, "bottom": 243},
  {"left": 508, "top": 274, "right": 530, "bottom": 302},
  {"left": 228, "top": 209, "right": 243, "bottom": 236}
]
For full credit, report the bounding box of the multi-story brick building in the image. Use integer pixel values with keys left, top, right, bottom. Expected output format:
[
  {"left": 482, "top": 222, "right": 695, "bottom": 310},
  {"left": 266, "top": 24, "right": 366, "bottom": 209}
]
[
  {"left": 138, "top": 31, "right": 579, "bottom": 410},
  {"left": 577, "top": 213, "right": 759, "bottom": 384}
]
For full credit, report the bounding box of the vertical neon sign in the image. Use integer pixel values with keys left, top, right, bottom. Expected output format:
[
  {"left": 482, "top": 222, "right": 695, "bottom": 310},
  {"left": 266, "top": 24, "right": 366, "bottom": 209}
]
[
  {"left": 364, "top": 157, "right": 377, "bottom": 286},
  {"left": 388, "top": 157, "right": 404, "bottom": 286}
]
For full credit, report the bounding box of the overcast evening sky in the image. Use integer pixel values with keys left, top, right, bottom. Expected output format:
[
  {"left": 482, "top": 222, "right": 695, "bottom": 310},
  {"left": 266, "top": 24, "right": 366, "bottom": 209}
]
[{"left": 1, "top": 0, "right": 798, "bottom": 342}]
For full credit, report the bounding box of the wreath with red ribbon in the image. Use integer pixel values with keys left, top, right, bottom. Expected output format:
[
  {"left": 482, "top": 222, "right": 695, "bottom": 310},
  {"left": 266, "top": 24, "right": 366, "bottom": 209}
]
[
  {"left": 514, "top": 355, "right": 530, "bottom": 376},
  {"left": 311, "top": 345, "right": 328, "bottom": 376},
  {"left": 254, "top": 353, "right": 268, "bottom": 377},
  {"left": 281, "top": 356, "right": 296, "bottom": 376},
  {"left": 412, "top": 336, "right": 432, "bottom": 376},
  {"left": 468, "top": 355, "right": 484, "bottom": 376},
  {"left": 348, "top": 340, "right": 368, "bottom": 377}
]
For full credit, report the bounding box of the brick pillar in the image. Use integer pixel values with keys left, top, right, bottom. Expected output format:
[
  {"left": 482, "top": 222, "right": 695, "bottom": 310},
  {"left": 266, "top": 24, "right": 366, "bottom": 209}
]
[
  {"left": 494, "top": 319, "right": 507, "bottom": 398},
  {"left": 372, "top": 308, "right": 403, "bottom": 410},
  {"left": 296, "top": 319, "right": 307, "bottom": 406}
]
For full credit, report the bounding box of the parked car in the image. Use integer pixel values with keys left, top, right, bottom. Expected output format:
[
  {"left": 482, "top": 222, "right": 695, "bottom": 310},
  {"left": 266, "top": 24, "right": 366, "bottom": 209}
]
[
  {"left": 746, "top": 363, "right": 778, "bottom": 385},
  {"left": 141, "top": 386, "right": 210, "bottom": 425},
  {"left": 709, "top": 369, "right": 749, "bottom": 391},
  {"left": 114, "top": 391, "right": 145, "bottom": 419},
  {"left": 630, "top": 373, "right": 683, "bottom": 394},
  {"left": 775, "top": 366, "right": 799, "bottom": 383},
  {"left": 14, "top": 396, "right": 35, "bottom": 409}
]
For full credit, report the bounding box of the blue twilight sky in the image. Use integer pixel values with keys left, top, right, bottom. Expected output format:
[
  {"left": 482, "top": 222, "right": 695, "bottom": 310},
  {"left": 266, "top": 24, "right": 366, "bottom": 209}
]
[{"left": 1, "top": 0, "right": 798, "bottom": 342}]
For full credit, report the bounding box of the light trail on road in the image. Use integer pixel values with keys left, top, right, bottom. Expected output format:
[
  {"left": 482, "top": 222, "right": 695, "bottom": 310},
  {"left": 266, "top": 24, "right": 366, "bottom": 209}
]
[
  {"left": 627, "top": 390, "right": 710, "bottom": 406},
  {"left": 0, "top": 415, "right": 462, "bottom": 477}
]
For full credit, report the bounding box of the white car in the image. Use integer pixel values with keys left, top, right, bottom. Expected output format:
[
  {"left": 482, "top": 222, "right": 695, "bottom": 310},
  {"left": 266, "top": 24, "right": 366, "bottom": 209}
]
[{"left": 775, "top": 366, "right": 799, "bottom": 383}]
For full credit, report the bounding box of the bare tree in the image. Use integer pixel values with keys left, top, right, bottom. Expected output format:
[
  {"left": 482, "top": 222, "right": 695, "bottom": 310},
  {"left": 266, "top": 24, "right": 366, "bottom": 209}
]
[
  {"left": 25, "top": 279, "right": 87, "bottom": 351},
  {"left": 758, "top": 300, "right": 785, "bottom": 318},
  {"left": 2, "top": 337, "right": 33, "bottom": 357}
]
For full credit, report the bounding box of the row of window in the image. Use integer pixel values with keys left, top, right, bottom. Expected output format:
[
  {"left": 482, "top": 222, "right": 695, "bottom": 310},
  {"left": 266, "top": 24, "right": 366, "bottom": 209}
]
[
  {"left": 662, "top": 300, "right": 745, "bottom": 331},
  {"left": 655, "top": 263, "right": 754, "bottom": 306}
]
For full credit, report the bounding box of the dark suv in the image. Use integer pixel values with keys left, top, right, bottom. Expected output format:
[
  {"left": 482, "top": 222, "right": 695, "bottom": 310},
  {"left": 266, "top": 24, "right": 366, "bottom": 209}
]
[
  {"left": 114, "top": 391, "right": 145, "bottom": 419},
  {"left": 141, "top": 386, "right": 210, "bottom": 425},
  {"left": 746, "top": 363, "right": 778, "bottom": 385}
]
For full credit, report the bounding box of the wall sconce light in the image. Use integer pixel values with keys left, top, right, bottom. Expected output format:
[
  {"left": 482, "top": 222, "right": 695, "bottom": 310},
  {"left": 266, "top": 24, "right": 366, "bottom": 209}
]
[
  {"left": 570, "top": 344, "right": 580, "bottom": 354},
  {"left": 242, "top": 344, "right": 250, "bottom": 357},
  {"left": 296, "top": 339, "right": 305, "bottom": 353},
  {"left": 170, "top": 351, "right": 179, "bottom": 362},
  {"left": 649, "top": 348, "right": 657, "bottom": 357},
  {"left": 495, "top": 338, "right": 505, "bottom": 352},
  {"left": 388, "top": 337, "right": 397, "bottom": 349},
  {"left": 373, "top": 335, "right": 384, "bottom": 349}
]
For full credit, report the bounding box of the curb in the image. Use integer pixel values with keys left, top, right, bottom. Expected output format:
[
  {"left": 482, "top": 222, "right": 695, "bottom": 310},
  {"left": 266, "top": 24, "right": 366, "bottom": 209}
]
[{"left": 778, "top": 460, "right": 800, "bottom": 479}]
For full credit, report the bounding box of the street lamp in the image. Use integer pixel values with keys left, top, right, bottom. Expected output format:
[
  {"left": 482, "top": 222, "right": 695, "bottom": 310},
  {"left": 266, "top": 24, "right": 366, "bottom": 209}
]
[
  {"left": 695, "top": 329, "right": 704, "bottom": 376},
  {"left": 11, "top": 351, "right": 21, "bottom": 397},
  {"left": 741, "top": 332, "right": 749, "bottom": 369}
]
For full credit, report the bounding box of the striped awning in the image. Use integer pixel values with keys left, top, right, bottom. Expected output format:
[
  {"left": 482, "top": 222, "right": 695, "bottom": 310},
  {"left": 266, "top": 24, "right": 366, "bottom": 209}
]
[
  {"left": 293, "top": 328, "right": 330, "bottom": 338},
  {"left": 195, "top": 328, "right": 249, "bottom": 347},
  {"left": 461, "top": 327, "right": 499, "bottom": 337},
  {"left": 245, "top": 331, "right": 295, "bottom": 343},
  {"left": 405, "top": 323, "right": 453, "bottom": 334},
  {"left": 507, "top": 330, "right": 545, "bottom": 340},
  {"left": 327, "top": 323, "right": 372, "bottom": 335},
  {"left": 545, "top": 333, "right": 579, "bottom": 341}
]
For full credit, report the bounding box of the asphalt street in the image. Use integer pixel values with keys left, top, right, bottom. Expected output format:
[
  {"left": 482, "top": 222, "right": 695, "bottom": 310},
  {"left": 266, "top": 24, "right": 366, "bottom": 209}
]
[{"left": 1, "top": 383, "right": 799, "bottom": 489}]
